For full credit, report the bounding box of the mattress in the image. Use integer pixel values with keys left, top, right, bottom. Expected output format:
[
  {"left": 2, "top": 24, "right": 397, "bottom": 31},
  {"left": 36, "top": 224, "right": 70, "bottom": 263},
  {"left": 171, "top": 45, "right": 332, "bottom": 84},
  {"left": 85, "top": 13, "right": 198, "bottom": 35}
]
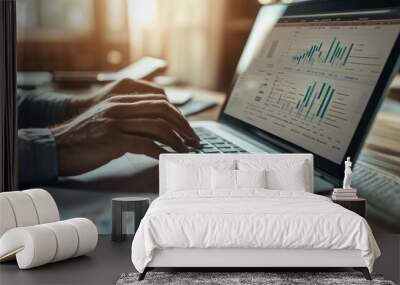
[{"left": 131, "top": 190, "right": 380, "bottom": 273}]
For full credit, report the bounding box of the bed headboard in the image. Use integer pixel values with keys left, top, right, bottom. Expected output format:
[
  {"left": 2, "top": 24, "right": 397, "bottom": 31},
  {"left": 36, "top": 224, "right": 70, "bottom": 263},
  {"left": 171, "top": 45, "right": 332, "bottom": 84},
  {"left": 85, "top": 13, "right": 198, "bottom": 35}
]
[{"left": 159, "top": 153, "right": 314, "bottom": 195}]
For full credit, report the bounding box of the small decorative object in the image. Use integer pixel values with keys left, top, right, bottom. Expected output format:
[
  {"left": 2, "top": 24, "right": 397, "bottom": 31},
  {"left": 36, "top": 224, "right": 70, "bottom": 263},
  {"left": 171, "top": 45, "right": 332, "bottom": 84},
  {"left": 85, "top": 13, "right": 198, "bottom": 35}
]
[
  {"left": 112, "top": 197, "right": 150, "bottom": 242},
  {"left": 343, "top": 157, "right": 353, "bottom": 189},
  {"left": 332, "top": 157, "right": 358, "bottom": 200}
]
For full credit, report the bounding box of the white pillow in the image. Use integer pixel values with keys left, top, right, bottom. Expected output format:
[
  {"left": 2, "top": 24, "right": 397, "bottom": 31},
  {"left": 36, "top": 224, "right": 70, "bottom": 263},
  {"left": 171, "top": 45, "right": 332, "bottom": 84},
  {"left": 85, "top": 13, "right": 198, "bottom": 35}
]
[
  {"left": 238, "top": 160, "right": 308, "bottom": 191},
  {"left": 267, "top": 164, "right": 306, "bottom": 191},
  {"left": 211, "top": 169, "right": 236, "bottom": 190},
  {"left": 211, "top": 169, "right": 267, "bottom": 191},
  {"left": 166, "top": 159, "right": 236, "bottom": 192},
  {"left": 167, "top": 163, "right": 211, "bottom": 191},
  {"left": 236, "top": 169, "right": 267, "bottom": 188}
]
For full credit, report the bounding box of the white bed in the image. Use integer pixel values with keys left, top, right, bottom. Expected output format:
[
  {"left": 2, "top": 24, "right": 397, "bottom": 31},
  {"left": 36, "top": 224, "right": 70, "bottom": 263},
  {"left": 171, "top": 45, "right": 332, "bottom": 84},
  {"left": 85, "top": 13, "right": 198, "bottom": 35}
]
[{"left": 131, "top": 154, "right": 380, "bottom": 280}]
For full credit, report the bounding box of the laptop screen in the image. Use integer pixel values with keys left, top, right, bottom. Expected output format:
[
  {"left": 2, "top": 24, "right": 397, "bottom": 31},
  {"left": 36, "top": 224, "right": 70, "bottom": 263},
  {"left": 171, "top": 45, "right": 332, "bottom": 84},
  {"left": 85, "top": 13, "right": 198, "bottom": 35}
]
[{"left": 224, "top": 8, "right": 400, "bottom": 164}]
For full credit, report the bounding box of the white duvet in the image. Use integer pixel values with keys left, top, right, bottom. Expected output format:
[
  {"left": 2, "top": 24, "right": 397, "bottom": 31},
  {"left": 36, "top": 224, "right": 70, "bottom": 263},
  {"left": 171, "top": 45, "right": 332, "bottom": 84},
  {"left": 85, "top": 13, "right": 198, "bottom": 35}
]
[{"left": 131, "top": 190, "right": 380, "bottom": 273}]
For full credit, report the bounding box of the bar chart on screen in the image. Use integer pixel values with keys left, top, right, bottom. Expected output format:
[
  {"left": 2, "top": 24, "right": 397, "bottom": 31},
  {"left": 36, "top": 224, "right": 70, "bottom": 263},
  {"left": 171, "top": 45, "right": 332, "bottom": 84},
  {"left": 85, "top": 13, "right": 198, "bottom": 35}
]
[
  {"left": 226, "top": 18, "right": 400, "bottom": 162},
  {"left": 281, "top": 27, "right": 391, "bottom": 83},
  {"left": 292, "top": 37, "right": 354, "bottom": 67},
  {"left": 255, "top": 72, "right": 354, "bottom": 130}
]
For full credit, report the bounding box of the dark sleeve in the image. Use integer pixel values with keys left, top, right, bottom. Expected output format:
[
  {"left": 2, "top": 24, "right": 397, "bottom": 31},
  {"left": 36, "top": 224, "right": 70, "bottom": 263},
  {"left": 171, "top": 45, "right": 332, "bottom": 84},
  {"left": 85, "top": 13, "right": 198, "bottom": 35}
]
[
  {"left": 18, "top": 128, "right": 59, "bottom": 186},
  {"left": 17, "top": 89, "right": 72, "bottom": 128}
]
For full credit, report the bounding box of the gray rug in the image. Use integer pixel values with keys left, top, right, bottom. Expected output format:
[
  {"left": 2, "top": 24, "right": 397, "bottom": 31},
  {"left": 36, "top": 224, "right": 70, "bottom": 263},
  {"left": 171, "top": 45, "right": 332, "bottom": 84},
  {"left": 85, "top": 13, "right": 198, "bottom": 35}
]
[{"left": 116, "top": 272, "right": 395, "bottom": 285}]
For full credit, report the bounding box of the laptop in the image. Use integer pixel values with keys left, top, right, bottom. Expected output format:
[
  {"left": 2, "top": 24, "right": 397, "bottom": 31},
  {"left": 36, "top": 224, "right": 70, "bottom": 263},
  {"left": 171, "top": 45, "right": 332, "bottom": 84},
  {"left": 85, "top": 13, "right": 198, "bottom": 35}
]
[{"left": 189, "top": 2, "right": 400, "bottom": 192}]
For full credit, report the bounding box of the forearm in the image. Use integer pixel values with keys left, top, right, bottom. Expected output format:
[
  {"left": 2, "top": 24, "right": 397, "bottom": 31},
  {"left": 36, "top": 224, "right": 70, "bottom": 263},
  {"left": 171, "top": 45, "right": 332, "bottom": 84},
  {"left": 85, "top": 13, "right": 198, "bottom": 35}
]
[
  {"left": 17, "top": 89, "right": 92, "bottom": 129},
  {"left": 18, "top": 128, "right": 59, "bottom": 186}
]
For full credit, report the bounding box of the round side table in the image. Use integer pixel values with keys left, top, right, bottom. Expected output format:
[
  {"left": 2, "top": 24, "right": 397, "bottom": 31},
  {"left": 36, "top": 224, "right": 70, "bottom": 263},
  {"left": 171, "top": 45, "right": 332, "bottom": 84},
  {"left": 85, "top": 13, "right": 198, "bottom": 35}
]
[{"left": 112, "top": 197, "right": 150, "bottom": 242}]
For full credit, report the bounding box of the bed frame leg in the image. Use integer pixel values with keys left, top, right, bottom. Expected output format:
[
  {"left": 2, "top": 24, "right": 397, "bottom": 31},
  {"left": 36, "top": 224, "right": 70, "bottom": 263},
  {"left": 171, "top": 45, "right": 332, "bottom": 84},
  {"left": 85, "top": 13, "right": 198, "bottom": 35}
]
[
  {"left": 354, "top": 267, "right": 371, "bottom": 280},
  {"left": 138, "top": 268, "right": 148, "bottom": 281}
]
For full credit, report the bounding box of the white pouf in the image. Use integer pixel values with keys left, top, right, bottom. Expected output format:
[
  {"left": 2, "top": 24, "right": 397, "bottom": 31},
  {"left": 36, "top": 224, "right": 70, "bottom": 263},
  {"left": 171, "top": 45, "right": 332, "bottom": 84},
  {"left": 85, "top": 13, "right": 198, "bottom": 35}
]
[
  {"left": 0, "top": 189, "right": 98, "bottom": 269},
  {"left": 0, "top": 196, "right": 17, "bottom": 237},
  {"left": 0, "top": 218, "right": 98, "bottom": 269},
  {"left": 23, "top": 189, "right": 59, "bottom": 224},
  {"left": 1, "top": 191, "right": 39, "bottom": 227}
]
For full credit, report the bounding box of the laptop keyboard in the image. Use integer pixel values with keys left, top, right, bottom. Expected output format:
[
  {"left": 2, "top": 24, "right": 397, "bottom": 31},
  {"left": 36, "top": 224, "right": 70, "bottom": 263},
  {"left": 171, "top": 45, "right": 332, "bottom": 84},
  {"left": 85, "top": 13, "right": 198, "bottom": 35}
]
[
  {"left": 189, "top": 127, "right": 248, "bottom": 154},
  {"left": 353, "top": 161, "right": 400, "bottom": 197}
]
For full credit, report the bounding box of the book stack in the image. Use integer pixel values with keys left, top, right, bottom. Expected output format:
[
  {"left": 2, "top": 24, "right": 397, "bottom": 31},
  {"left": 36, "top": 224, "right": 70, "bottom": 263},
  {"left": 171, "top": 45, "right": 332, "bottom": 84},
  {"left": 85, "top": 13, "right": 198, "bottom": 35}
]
[{"left": 332, "top": 188, "right": 358, "bottom": 200}]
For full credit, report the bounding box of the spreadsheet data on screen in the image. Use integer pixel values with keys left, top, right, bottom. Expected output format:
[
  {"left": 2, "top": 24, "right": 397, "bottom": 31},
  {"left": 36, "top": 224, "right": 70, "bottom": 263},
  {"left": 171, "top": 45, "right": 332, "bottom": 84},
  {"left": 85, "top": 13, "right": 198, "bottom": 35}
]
[{"left": 225, "top": 17, "right": 400, "bottom": 163}]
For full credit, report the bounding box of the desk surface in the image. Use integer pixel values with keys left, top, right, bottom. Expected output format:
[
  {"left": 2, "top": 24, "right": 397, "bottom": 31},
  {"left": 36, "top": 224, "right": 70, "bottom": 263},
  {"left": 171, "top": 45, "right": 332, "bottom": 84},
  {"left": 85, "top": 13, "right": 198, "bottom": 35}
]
[{"left": 0, "top": 235, "right": 133, "bottom": 285}]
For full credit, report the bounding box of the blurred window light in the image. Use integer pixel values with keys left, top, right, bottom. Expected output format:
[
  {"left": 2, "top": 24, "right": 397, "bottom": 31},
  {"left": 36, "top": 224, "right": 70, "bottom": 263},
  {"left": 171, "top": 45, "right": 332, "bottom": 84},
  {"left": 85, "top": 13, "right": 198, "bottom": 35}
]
[
  {"left": 106, "top": 0, "right": 126, "bottom": 32},
  {"left": 16, "top": 0, "right": 94, "bottom": 39},
  {"left": 127, "top": 0, "right": 227, "bottom": 89},
  {"left": 107, "top": 50, "right": 123, "bottom": 65},
  {"left": 128, "top": 0, "right": 157, "bottom": 25}
]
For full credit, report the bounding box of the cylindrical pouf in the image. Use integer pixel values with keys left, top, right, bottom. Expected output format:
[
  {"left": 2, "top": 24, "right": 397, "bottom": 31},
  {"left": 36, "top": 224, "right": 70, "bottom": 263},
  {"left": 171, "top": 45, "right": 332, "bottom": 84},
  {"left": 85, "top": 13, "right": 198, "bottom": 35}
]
[
  {"left": 0, "top": 218, "right": 98, "bottom": 269},
  {"left": 64, "top": 218, "right": 98, "bottom": 257},
  {"left": 23, "top": 189, "right": 60, "bottom": 224},
  {"left": 0, "top": 196, "right": 17, "bottom": 237},
  {"left": 1, "top": 192, "right": 39, "bottom": 227},
  {"left": 0, "top": 226, "right": 57, "bottom": 269},
  {"left": 42, "top": 221, "right": 79, "bottom": 262}
]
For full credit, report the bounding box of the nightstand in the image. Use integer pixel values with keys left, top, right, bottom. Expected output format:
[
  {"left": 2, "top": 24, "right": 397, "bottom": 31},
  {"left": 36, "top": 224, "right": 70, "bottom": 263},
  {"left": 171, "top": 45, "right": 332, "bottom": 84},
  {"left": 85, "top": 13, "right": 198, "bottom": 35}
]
[
  {"left": 332, "top": 197, "right": 366, "bottom": 218},
  {"left": 112, "top": 197, "right": 150, "bottom": 242}
]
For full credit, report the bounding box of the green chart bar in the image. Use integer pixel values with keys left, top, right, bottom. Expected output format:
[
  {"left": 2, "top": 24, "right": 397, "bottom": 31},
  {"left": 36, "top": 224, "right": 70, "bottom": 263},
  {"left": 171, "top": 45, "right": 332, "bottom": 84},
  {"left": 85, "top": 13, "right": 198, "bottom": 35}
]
[
  {"left": 324, "top": 37, "right": 336, "bottom": 62},
  {"left": 343, "top": 43, "right": 354, "bottom": 65},
  {"left": 320, "top": 88, "right": 335, "bottom": 119},
  {"left": 292, "top": 37, "right": 354, "bottom": 67},
  {"left": 296, "top": 81, "right": 335, "bottom": 122},
  {"left": 305, "top": 82, "right": 316, "bottom": 107}
]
